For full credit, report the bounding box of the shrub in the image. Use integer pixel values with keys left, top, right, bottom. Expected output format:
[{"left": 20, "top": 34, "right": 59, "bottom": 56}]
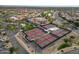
[
  {"left": 21, "top": 22, "right": 34, "bottom": 30},
  {"left": 0, "top": 24, "right": 4, "bottom": 29},
  {"left": 57, "top": 43, "right": 70, "bottom": 50},
  {"left": 6, "top": 25, "right": 16, "bottom": 31},
  {"left": 63, "top": 38, "right": 69, "bottom": 43},
  {"left": 9, "top": 47, "right": 18, "bottom": 54},
  {"left": 73, "top": 22, "right": 79, "bottom": 27}
]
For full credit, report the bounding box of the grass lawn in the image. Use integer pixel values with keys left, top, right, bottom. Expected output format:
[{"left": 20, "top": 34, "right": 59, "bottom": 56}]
[
  {"left": 0, "top": 24, "right": 4, "bottom": 30},
  {"left": 6, "top": 25, "right": 16, "bottom": 31},
  {"left": 20, "top": 22, "right": 35, "bottom": 30},
  {"left": 0, "top": 18, "right": 5, "bottom": 23},
  {"left": 4, "top": 19, "right": 13, "bottom": 23},
  {"left": 57, "top": 43, "right": 70, "bottom": 50}
]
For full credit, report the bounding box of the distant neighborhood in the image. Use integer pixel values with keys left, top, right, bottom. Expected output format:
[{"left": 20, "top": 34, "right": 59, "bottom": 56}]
[{"left": 0, "top": 7, "right": 79, "bottom": 54}]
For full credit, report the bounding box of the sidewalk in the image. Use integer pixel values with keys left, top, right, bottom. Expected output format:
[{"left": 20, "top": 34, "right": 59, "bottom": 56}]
[{"left": 15, "top": 32, "right": 34, "bottom": 54}]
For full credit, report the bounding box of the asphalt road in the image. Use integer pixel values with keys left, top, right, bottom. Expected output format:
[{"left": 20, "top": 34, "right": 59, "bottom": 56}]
[{"left": 1, "top": 20, "right": 29, "bottom": 54}]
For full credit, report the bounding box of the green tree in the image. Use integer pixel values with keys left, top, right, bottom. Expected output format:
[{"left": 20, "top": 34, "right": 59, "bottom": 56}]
[
  {"left": 21, "top": 22, "right": 34, "bottom": 30},
  {"left": 0, "top": 24, "right": 4, "bottom": 30},
  {"left": 73, "top": 22, "right": 79, "bottom": 27},
  {"left": 57, "top": 43, "right": 70, "bottom": 50},
  {"left": 48, "top": 17, "right": 53, "bottom": 24},
  {"left": 0, "top": 18, "right": 5, "bottom": 23},
  {"left": 63, "top": 38, "right": 69, "bottom": 43},
  {"left": 5, "top": 40, "right": 10, "bottom": 43},
  {"left": 6, "top": 25, "right": 16, "bottom": 31},
  {"left": 9, "top": 47, "right": 18, "bottom": 54}
]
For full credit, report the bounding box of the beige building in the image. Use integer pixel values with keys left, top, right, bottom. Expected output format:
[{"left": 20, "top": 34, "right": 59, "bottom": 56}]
[
  {"left": 10, "top": 15, "right": 26, "bottom": 21},
  {"left": 28, "top": 17, "right": 49, "bottom": 25}
]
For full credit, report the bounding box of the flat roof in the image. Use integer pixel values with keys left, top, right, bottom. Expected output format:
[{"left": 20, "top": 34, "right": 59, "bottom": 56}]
[{"left": 41, "top": 24, "right": 70, "bottom": 37}]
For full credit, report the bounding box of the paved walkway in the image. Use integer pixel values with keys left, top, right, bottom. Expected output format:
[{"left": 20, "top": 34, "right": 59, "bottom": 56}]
[{"left": 15, "top": 32, "right": 34, "bottom": 54}]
